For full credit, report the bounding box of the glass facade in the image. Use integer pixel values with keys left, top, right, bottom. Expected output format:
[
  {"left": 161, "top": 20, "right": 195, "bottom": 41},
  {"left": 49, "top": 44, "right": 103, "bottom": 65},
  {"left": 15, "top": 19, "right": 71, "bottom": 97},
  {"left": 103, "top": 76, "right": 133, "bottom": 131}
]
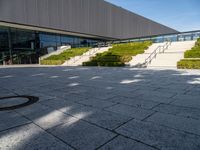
[
  {"left": 0, "top": 27, "right": 10, "bottom": 65},
  {"left": 114, "top": 31, "right": 200, "bottom": 44},
  {"left": 0, "top": 26, "right": 101, "bottom": 65},
  {"left": 1, "top": 24, "right": 200, "bottom": 65}
]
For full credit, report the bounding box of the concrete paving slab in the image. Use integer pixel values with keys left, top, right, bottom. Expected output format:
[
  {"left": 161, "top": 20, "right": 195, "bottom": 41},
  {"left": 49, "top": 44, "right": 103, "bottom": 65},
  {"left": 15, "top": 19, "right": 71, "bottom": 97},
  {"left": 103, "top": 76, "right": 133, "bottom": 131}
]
[
  {"left": 153, "top": 103, "right": 200, "bottom": 120},
  {"left": 15, "top": 103, "right": 78, "bottom": 130},
  {"left": 109, "top": 96, "right": 159, "bottom": 109},
  {"left": 99, "top": 135, "right": 156, "bottom": 150},
  {"left": 82, "top": 110, "right": 131, "bottom": 130},
  {"left": 116, "top": 120, "right": 200, "bottom": 150},
  {"left": 145, "top": 112, "right": 200, "bottom": 135},
  {"left": 76, "top": 98, "right": 116, "bottom": 109},
  {"left": 172, "top": 94, "right": 200, "bottom": 109},
  {"left": 40, "top": 98, "right": 99, "bottom": 117},
  {"left": 105, "top": 103, "right": 154, "bottom": 120},
  {"left": 48, "top": 120, "right": 116, "bottom": 150},
  {"left": 0, "top": 111, "right": 30, "bottom": 132},
  {"left": 134, "top": 89, "right": 176, "bottom": 99},
  {"left": 0, "top": 123, "right": 73, "bottom": 150},
  {"left": 1, "top": 67, "right": 200, "bottom": 149}
]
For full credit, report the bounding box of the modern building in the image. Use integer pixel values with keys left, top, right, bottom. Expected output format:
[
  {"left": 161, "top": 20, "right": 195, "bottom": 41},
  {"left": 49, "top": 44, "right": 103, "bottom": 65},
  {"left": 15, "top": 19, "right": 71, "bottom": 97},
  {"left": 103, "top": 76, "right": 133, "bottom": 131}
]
[{"left": 0, "top": 0, "right": 178, "bottom": 64}]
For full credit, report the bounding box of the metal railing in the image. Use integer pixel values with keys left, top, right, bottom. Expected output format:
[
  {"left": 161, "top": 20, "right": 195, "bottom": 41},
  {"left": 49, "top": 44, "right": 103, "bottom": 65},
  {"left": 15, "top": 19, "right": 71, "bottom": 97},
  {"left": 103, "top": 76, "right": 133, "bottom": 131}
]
[
  {"left": 113, "top": 30, "right": 200, "bottom": 44},
  {"left": 144, "top": 41, "right": 171, "bottom": 66}
]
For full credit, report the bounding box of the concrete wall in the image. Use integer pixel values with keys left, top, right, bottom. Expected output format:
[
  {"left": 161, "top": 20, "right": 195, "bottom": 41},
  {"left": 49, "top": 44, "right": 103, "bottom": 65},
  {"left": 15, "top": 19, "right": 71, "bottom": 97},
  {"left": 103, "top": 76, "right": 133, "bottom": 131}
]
[{"left": 0, "top": 0, "right": 178, "bottom": 40}]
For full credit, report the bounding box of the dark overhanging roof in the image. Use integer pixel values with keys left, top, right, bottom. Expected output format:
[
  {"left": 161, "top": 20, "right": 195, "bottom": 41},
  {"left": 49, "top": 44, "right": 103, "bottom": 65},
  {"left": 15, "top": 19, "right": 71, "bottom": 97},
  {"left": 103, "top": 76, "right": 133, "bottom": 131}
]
[{"left": 0, "top": 0, "right": 178, "bottom": 40}]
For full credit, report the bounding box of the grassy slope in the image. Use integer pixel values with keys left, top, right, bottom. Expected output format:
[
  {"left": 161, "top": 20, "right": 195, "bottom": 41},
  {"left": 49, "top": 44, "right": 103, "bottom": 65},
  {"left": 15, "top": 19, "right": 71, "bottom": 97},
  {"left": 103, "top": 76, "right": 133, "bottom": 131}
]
[
  {"left": 41, "top": 47, "right": 90, "bottom": 65},
  {"left": 83, "top": 41, "right": 152, "bottom": 67}
]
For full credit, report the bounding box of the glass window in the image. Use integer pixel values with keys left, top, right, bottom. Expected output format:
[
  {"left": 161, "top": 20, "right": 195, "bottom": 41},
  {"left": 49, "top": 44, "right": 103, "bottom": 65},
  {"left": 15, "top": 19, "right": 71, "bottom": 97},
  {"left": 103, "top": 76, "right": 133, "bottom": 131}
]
[
  {"left": 163, "top": 35, "right": 177, "bottom": 42},
  {"left": 39, "top": 33, "right": 57, "bottom": 42},
  {"left": 61, "top": 36, "right": 74, "bottom": 45},
  {"left": 177, "top": 35, "right": 184, "bottom": 41},
  {"left": 0, "top": 26, "right": 9, "bottom": 65},
  {"left": 0, "top": 26, "right": 101, "bottom": 65},
  {"left": 73, "top": 38, "right": 80, "bottom": 47},
  {"left": 11, "top": 28, "right": 35, "bottom": 50},
  {"left": 39, "top": 33, "right": 58, "bottom": 54},
  {"left": 10, "top": 28, "right": 38, "bottom": 64},
  {"left": 155, "top": 36, "right": 164, "bottom": 43},
  {"left": 0, "top": 26, "right": 9, "bottom": 50},
  {"left": 193, "top": 32, "right": 200, "bottom": 40}
]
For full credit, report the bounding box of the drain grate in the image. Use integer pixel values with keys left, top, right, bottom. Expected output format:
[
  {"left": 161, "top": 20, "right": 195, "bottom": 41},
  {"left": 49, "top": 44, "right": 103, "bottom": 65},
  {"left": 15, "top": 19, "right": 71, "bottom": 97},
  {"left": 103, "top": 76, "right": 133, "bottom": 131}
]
[{"left": 0, "top": 95, "right": 39, "bottom": 111}]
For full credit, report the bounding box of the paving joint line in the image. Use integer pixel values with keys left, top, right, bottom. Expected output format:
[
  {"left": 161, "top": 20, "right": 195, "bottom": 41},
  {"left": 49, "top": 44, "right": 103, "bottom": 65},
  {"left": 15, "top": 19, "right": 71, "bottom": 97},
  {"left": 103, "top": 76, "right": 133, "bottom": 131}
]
[
  {"left": 112, "top": 117, "right": 135, "bottom": 131},
  {"left": 143, "top": 119, "right": 200, "bottom": 137},
  {"left": 150, "top": 103, "right": 163, "bottom": 110},
  {"left": 0, "top": 121, "right": 32, "bottom": 134},
  {"left": 141, "top": 111, "right": 157, "bottom": 121},
  {"left": 95, "top": 135, "right": 119, "bottom": 150},
  {"left": 14, "top": 109, "right": 77, "bottom": 150}
]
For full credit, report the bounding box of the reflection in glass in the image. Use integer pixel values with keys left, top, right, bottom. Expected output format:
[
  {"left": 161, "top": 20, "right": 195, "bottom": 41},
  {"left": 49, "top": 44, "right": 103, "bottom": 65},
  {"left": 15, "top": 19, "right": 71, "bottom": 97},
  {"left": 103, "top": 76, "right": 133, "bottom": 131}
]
[
  {"left": 0, "top": 26, "right": 9, "bottom": 65},
  {"left": 0, "top": 26, "right": 102, "bottom": 65},
  {"left": 1, "top": 25, "right": 199, "bottom": 65}
]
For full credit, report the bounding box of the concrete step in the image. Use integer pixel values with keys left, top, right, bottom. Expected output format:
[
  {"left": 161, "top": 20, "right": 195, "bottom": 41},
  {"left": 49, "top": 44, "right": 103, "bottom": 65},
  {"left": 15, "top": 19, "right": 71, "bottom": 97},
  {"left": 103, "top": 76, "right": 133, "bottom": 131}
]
[
  {"left": 129, "top": 40, "right": 196, "bottom": 68},
  {"left": 148, "top": 41, "right": 196, "bottom": 68},
  {"left": 148, "top": 53, "right": 184, "bottom": 67}
]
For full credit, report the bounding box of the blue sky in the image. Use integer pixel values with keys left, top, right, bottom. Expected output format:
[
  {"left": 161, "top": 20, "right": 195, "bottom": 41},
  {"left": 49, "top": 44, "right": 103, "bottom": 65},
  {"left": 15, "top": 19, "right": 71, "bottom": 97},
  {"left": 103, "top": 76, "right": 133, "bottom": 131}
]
[{"left": 105, "top": 0, "right": 200, "bottom": 32}]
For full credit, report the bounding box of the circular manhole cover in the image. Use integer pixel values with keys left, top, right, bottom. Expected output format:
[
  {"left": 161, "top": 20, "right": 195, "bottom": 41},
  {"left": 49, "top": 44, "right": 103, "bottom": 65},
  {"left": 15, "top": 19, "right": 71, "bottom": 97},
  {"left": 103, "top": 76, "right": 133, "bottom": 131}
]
[{"left": 0, "top": 96, "right": 39, "bottom": 111}]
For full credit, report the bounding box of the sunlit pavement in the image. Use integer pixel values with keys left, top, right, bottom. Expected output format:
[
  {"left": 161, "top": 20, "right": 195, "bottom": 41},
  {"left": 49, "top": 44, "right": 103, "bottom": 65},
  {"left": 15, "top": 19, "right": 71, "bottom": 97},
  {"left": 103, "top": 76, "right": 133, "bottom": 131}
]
[{"left": 1, "top": 66, "right": 200, "bottom": 150}]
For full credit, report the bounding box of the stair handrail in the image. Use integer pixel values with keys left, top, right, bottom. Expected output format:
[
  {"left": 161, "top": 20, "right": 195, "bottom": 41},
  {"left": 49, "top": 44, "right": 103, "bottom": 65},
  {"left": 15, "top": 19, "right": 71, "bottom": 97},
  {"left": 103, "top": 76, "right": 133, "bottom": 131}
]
[{"left": 144, "top": 41, "right": 171, "bottom": 66}]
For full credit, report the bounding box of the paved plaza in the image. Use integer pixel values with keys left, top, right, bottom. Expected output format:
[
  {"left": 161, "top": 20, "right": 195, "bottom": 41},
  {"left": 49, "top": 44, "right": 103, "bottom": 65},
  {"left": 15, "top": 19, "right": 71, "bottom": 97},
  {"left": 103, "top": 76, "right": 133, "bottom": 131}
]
[{"left": 0, "top": 66, "right": 200, "bottom": 150}]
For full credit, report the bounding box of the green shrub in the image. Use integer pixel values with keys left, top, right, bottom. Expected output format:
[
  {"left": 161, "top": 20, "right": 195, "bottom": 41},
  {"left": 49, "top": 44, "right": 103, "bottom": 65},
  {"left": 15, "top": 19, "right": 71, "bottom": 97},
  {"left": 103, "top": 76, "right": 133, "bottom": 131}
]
[
  {"left": 40, "top": 60, "right": 65, "bottom": 65},
  {"left": 83, "top": 52, "right": 125, "bottom": 67},
  {"left": 83, "top": 61, "right": 125, "bottom": 67},
  {"left": 184, "top": 49, "right": 200, "bottom": 58},
  {"left": 177, "top": 59, "right": 200, "bottom": 69},
  {"left": 82, "top": 61, "right": 98, "bottom": 66},
  {"left": 195, "top": 38, "right": 200, "bottom": 47},
  {"left": 184, "top": 38, "right": 200, "bottom": 58},
  {"left": 83, "top": 41, "right": 152, "bottom": 67},
  {"left": 98, "top": 62, "right": 125, "bottom": 67},
  {"left": 120, "top": 55, "right": 132, "bottom": 62},
  {"left": 93, "top": 52, "right": 122, "bottom": 62}
]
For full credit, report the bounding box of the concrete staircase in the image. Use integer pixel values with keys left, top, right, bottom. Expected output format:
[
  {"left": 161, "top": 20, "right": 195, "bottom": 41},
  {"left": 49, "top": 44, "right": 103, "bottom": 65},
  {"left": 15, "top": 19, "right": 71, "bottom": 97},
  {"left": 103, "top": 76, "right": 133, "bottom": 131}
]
[
  {"left": 128, "top": 43, "right": 166, "bottom": 67},
  {"left": 129, "top": 41, "right": 196, "bottom": 68},
  {"left": 62, "top": 47, "right": 111, "bottom": 66},
  {"left": 147, "top": 41, "right": 195, "bottom": 68}
]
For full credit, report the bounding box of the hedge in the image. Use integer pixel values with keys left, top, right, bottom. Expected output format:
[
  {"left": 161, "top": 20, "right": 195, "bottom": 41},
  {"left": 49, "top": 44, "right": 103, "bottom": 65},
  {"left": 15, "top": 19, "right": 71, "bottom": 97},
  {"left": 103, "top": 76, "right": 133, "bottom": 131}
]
[
  {"left": 82, "top": 52, "right": 126, "bottom": 67},
  {"left": 177, "top": 59, "right": 200, "bottom": 69},
  {"left": 83, "top": 61, "right": 125, "bottom": 67},
  {"left": 184, "top": 49, "right": 200, "bottom": 58},
  {"left": 184, "top": 38, "right": 200, "bottom": 58},
  {"left": 40, "top": 60, "right": 65, "bottom": 65}
]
